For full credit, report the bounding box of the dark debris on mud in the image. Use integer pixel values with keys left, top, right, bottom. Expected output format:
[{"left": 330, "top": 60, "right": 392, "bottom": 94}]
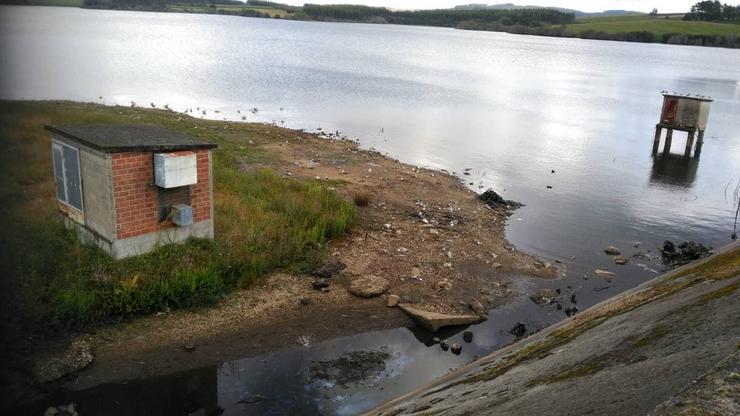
[{"left": 308, "top": 349, "right": 392, "bottom": 388}]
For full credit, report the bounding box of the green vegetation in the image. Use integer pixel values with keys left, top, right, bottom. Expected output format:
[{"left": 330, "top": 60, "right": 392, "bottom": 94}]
[
  {"left": 0, "top": 101, "right": 354, "bottom": 328},
  {"left": 684, "top": 1, "right": 740, "bottom": 23},
  {"left": 568, "top": 14, "right": 740, "bottom": 37},
  {"left": 300, "top": 4, "right": 575, "bottom": 26}
]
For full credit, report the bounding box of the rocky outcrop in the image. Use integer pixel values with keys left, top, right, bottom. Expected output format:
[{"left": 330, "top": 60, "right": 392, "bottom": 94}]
[{"left": 398, "top": 304, "right": 484, "bottom": 332}]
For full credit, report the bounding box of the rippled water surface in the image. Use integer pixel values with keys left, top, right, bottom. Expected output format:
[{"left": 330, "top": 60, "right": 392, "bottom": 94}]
[{"left": 3, "top": 5, "right": 740, "bottom": 415}]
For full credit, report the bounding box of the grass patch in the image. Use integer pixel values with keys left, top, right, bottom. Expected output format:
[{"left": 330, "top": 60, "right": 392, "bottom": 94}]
[
  {"left": 0, "top": 101, "right": 354, "bottom": 328},
  {"left": 567, "top": 15, "right": 740, "bottom": 37}
]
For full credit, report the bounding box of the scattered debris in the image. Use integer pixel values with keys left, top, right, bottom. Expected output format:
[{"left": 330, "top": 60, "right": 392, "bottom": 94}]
[
  {"left": 44, "top": 403, "right": 78, "bottom": 416},
  {"left": 463, "top": 331, "right": 474, "bottom": 343},
  {"left": 564, "top": 306, "right": 579, "bottom": 316},
  {"left": 236, "top": 394, "right": 266, "bottom": 405},
  {"left": 436, "top": 279, "right": 453, "bottom": 291},
  {"left": 469, "top": 299, "right": 487, "bottom": 316},
  {"left": 440, "top": 340, "right": 450, "bottom": 351},
  {"left": 509, "top": 322, "right": 527, "bottom": 338},
  {"left": 614, "top": 256, "right": 629, "bottom": 265},
  {"left": 312, "top": 278, "right": 331, "bottom": 290},
  {"left": 451, "top": 343, "right": 462, "bottom": 355},
  {"left": 530, "top": 288, "right": 558, "bottom": 305},
  {"left": 309, "top": 350, "right": 391, "bottom": 387},
  {"left": 311, "top": 260, "right": 346, "bottom": 278},
  {"left": 595, "top": 269, "right": 616, "bottom": 278}
]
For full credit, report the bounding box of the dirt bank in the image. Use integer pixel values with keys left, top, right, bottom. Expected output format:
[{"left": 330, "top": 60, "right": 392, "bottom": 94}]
[
  {"left": 71, "top": 117, "right": 552, "bottom": 387},
  {"left": 2, "top": 102, "right": 553, "bottom": 407}
]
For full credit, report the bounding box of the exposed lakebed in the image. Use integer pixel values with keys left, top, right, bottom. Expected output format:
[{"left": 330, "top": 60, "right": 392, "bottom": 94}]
[{"left": 2, "top": 6, "right": 739, "bottom": 415}]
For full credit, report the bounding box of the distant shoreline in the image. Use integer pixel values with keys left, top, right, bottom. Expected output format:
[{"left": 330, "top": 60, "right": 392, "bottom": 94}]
[{"left": 4, "top": 2, "right": 740, "bottom": 49}]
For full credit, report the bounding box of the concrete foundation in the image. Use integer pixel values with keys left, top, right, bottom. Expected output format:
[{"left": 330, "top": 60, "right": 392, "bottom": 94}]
[{"left": 67, "top": 216, "right": 214, "bottom": 259}]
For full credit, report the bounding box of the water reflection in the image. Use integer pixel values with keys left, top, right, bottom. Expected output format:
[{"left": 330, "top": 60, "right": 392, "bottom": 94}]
[{"left": 650, "top": 152, "right": 700, "bottom": 188}]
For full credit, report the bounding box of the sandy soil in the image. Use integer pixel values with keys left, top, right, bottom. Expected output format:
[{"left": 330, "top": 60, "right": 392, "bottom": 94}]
[{"left": 29, "top": 125, "right": 556, "bottom": 395}]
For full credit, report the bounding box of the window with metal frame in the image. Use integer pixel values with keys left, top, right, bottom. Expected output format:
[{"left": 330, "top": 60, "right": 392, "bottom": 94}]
[{"left": 51, "top": 140, "right": 84, "bottom": 212}]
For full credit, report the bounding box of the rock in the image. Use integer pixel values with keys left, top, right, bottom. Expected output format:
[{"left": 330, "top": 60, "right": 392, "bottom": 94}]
[
  {"left": 530, "top": 288, "right": 558, "bottom": 305},
  {"left": 451, "top": 343, "right": 462, "bottom": 355},
  {"left": 349, "top": 275, "right": 390, "bottom": 297},
  {"left": 565, "top": 306, "right": 579, "bottom": 316},
  {"left": 312, "top": 260, "right": 346, "bottom": 278},
  {"left": 463, "top": 331, "right": 473, "bottom": 343},
  {"left": 660, "top": 240, "right": 711, "bottom": 267},
  {"left": 491, "top": 263, "right": 503, "bottom": 269},
  {"left": 436, "top": 279, "right": 452, "bottom": 291},
  {"left": 34, "top": 339, "right": 94, "bottom": 383},
  {"left": 595, "top": 269, "right": 616, "bottom": 278},
  {"left": 469, "top": 299, "right": 487, "bottom": 316},
  {"left": 183, "top": 344, "right": 195, "bottom": 352},
  {"left": 509, "top": 322, "right": 527, "bottom": 338},
  {"left": 479, "top": 189, "right": 523, "bottom": 208},
  {"left": 300, "top": 297, "right": 312, "bottom": 305},
  {"left": 604, "top": 245, "right": 621, "bottom": 255},
  {"left": 440, "top": 340, "right": 449, "bottom": 351},
  {"left": 386, "top": 294, "right": 400, "bottom": 307},
  {"left": 312, "top": 278, "right": 331, "bottom": 290},
  {"left": 237, "top": 394, "right": 266, "bottom": 404},
  {"left": 614, "top": 256, "right": 629, "bottom": 265},
  {"left": 44, "top": 403, "right": 78, "bottom": 416},
  {"left": 399, "top": 304, "right": 484, "bottom": 332},
  {"left": 432, "top": 337, "right": 441, "bottom": 344}
]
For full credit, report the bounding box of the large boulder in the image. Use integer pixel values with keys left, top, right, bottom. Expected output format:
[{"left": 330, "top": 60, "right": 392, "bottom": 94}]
[
  {"left": 349, "top": 275, "right": 390, "bottom": 298},
  {"left": 399, "top": 304, "right": 484, "bottom": 332}
]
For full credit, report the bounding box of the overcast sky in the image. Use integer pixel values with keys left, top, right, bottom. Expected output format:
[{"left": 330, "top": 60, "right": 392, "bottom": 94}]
[{"left": 278, "top": 1, "right": 700, "bottom": 14}]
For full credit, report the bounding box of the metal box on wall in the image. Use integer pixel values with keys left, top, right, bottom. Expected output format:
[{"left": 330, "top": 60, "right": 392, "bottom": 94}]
[{"left": 154, "top": 152, "right": 198, "bottom": 188}]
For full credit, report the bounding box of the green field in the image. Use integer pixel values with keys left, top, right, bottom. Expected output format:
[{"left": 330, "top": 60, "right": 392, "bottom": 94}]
[{"left": 567, "top": 15, "right": 740, "bottom": 37}]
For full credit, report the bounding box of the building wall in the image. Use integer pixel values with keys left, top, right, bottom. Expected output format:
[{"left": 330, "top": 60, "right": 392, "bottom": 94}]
[
  {"left": 111, "top": 149, "right": 212, "bottom": 240},
  {"left": 79, "top": 147, "right": 116, "bottom": 241}
]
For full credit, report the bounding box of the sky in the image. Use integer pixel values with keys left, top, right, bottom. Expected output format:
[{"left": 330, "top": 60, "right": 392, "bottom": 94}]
[{"left": 277, "top": 1, "right": 700, "bottom": 14}]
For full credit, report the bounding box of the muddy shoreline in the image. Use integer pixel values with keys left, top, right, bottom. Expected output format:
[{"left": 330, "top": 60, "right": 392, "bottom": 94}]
[{"left": 2, "top": 105, "right": 556, "bottom": 410}]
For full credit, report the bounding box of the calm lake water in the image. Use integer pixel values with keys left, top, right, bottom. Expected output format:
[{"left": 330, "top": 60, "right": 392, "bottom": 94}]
[{"left": 3, "top": 6, "right": 740, "bottom": 415}]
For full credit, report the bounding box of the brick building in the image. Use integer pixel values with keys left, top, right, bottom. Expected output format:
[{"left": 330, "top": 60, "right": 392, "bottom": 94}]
[{"left": 45, "top": 125, "right": 216, "bottom": 259}]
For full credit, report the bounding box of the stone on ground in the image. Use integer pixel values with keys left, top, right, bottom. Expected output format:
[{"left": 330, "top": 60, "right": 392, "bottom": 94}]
[
  {"left": 386, "top": 294, "right": 400, "bottom": 307},
  {"left": 604, "top": 245, "right": 621, "bottom": 255},
  {"left": 349, "top": 275, "right": 390, "bottom": 298}
]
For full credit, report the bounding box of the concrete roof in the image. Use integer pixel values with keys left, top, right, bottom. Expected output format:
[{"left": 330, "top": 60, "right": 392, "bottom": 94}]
[{"left": 45, "top": 124, "right": 217, "bottom": 153}]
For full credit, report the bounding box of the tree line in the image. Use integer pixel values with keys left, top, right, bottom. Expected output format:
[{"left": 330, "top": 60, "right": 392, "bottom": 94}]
[
  {"left": 300, "top": 4, "right": 576, "bottom": 27},
  {"left": 684, "top": 1, "right": 740, "bottom": 23}
]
